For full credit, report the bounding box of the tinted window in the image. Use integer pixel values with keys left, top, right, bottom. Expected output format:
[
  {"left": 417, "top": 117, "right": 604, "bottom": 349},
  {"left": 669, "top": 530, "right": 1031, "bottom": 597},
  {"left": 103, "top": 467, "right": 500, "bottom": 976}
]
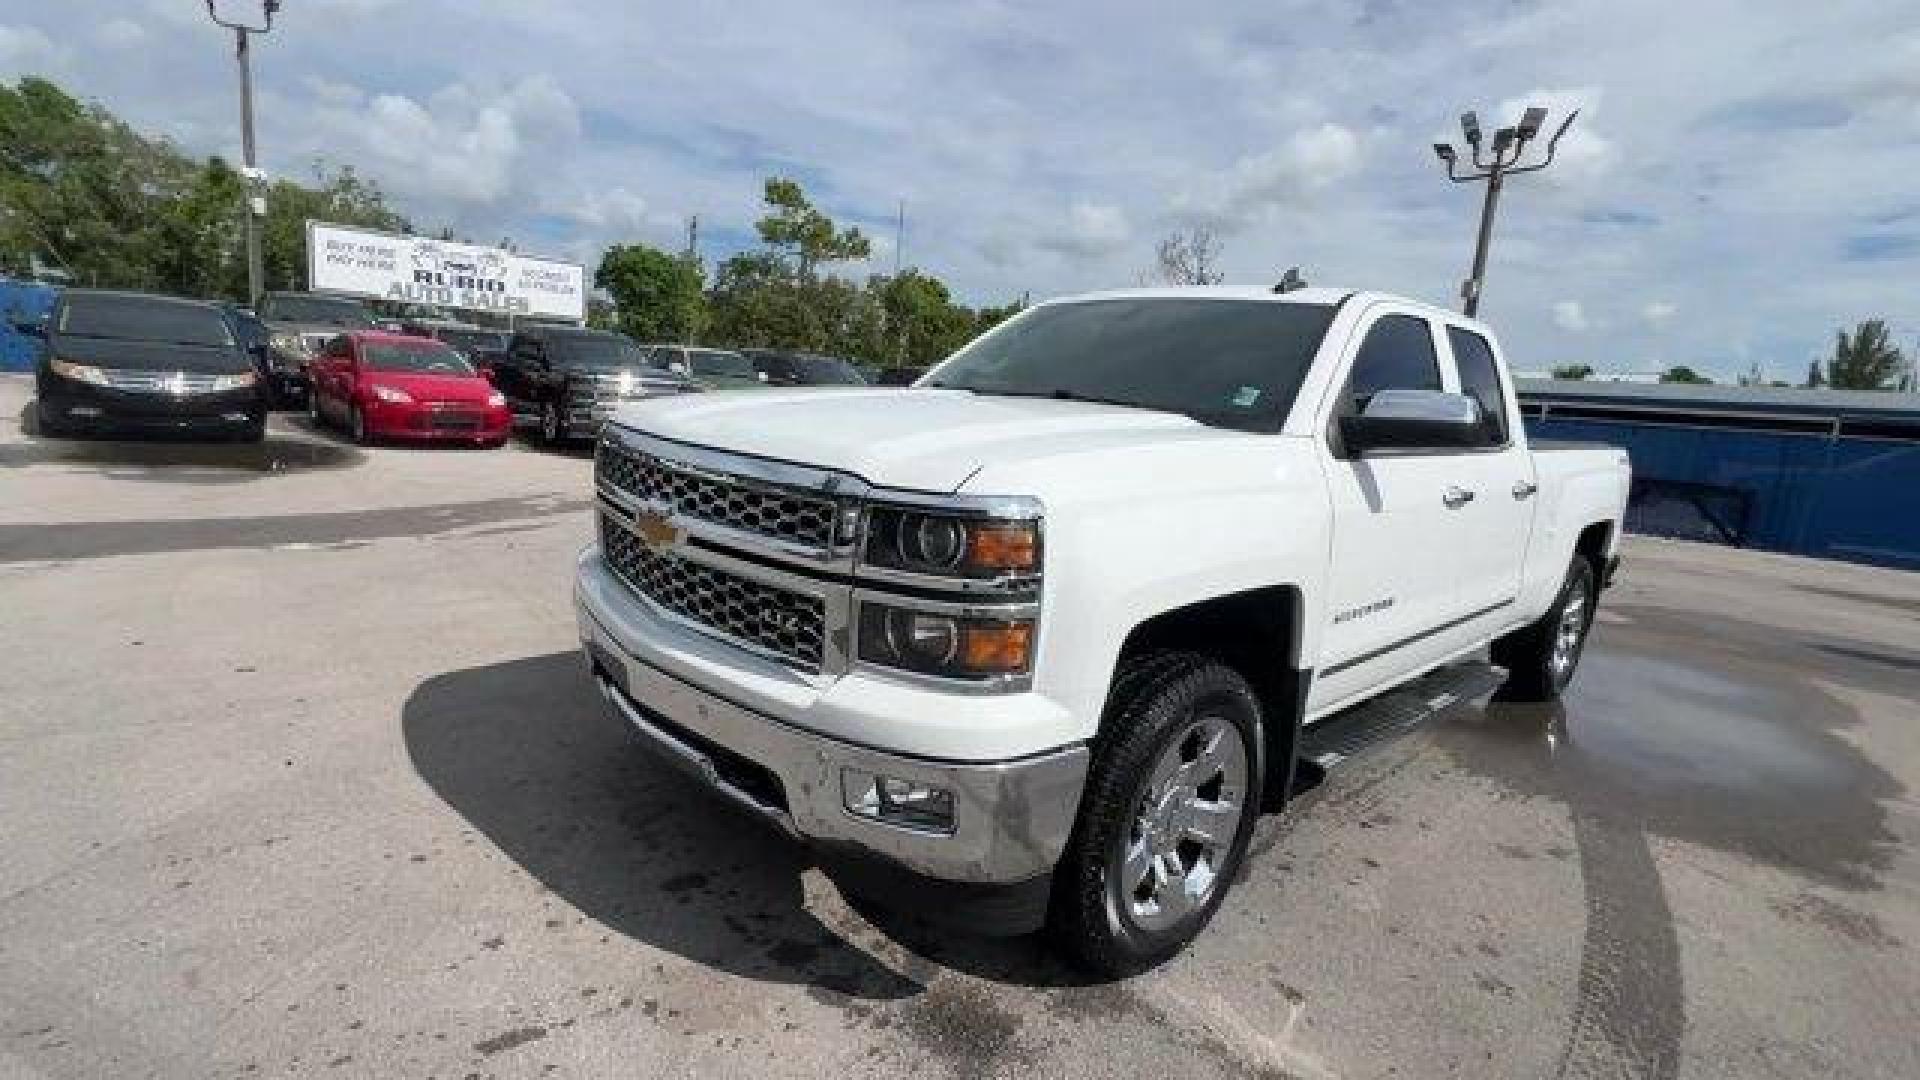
[
  {"left": 1346, "top": 314, "right": 1439, "bottom": 411},
  {"left": 793, "top": 355, "right": 865, "bottom": 384},
  {"left": 362, "top": 341, "right": 475, "bottom": 375},
  {"left": 59, "top": 295, "right": 234, "bottom": 347},
  {"left": 435, "top": 328, "right": 507, "bottom": 355},
  {"left": 690, "top": 350, "right": 754, "bottom": 378},
  {"left": 546, "top": 331, "right": 649, "bottom": 368},
  {"left": 927, "top": 298, "right": 1337, "bottom": 433},
  {"left": 1446, "top": 326, "right": 1508, "bottom": 444},
  {"left": 259, "top": 294, "right": 374, "bottom": 327}
]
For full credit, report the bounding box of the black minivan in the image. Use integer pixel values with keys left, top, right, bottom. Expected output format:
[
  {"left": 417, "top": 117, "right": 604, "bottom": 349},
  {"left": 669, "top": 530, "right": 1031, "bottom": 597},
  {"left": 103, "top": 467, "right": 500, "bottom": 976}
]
[{"left": 32, "top": 290, "right": 270, "bottom": 441}]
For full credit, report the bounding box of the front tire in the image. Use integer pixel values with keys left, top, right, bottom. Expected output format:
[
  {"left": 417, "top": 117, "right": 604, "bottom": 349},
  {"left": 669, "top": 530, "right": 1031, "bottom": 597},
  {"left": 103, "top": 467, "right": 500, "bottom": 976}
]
[
  {"left": 35, "top": 400, "right": 74, "bottom": 439},
  {"left": 1493, "top": 556, "right": 1597, "bottom": 701},
  {"left": 1050, "top": 652, "right": 1262, "bottom": 977},
  {"left": 349, "top": 404, "right": 372, "bottom": 446},
  {"left": 307, "top": 385, "right": 325, "bottom": 428}
]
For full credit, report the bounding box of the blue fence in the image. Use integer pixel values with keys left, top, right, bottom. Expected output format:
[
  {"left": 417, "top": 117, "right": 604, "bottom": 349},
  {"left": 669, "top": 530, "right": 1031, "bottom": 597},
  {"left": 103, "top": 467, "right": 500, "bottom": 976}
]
[
  {"left": 1524, "top": 398, "right": 1920, "bottom": 571},
  {"left": 0, "top": 280, "right": 57, "bottom": 372}
]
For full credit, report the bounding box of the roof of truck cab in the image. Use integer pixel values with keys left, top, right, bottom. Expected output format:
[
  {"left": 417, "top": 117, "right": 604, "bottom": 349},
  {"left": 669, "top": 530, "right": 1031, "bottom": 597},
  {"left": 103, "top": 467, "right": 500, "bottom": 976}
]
[{"left": 1042, "top": 287, "right": 1491, "bottom": 333}]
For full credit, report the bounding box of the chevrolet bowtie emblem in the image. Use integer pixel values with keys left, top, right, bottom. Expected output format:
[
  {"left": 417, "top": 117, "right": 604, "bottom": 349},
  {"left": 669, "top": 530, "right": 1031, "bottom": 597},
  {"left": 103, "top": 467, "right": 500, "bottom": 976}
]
[{"left": 631, "top": 508, "right": 682, "bottom": 550}]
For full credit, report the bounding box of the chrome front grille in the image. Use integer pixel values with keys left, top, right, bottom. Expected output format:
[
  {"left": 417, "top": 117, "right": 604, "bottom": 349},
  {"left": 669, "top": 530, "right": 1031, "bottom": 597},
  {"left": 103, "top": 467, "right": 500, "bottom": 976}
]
[
  {"left": 598, "top": 438, "right": 840, "bottom": 550},
  {"left": 102, "top": 370, "right": 225, "bottom": 394},
  {"left": 600, "top": 512, "right": 826, "bottom": 669}
]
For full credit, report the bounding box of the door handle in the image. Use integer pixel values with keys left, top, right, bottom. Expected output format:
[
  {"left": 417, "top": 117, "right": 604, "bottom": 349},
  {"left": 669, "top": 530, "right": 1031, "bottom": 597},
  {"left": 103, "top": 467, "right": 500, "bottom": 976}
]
[
  {"left": 1443, "top": 486, "right": 1476, "bottom": 508},
  {"left": 1512, "top": 481, "right": 1539, "bottom": 500}
]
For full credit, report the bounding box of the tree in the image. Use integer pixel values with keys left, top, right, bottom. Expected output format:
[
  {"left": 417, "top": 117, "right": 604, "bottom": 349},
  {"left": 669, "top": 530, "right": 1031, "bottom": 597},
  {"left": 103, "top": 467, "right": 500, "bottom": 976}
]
[
  {"left": 1550, "top": 363, "right": 1593, "bottom": 381},
  {"left": 1828, "top": 319, "right": 1905, "bottom": 391},
  {"left": 1659, "top": 365, "right": 1712, "bottom": 385},
  {"left": 1148, "top": 226, "right": 1225, "bottom": 286},
  {"left": 595, "top": 242, "right": 708, "bottom": 343},
  {"left": 754, "top": 177, "right": 869, "bottom": 278},
  {"left": 1805, "top": 359, "right": 1826, "bottom": 388}
]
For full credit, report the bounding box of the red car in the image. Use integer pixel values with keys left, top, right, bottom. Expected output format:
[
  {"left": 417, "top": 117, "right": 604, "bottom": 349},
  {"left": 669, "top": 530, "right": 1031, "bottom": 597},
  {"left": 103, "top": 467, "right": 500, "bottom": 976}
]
[{"left": 307, "top": 331, "right": 511, "bottom": 446}]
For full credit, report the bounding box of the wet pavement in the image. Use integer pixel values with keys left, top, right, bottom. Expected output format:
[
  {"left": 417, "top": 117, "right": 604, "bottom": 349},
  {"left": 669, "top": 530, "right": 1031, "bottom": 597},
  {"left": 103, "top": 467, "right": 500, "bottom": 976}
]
[{"left": 1, "top": 373, "right": 1916, "bottom": 1079}]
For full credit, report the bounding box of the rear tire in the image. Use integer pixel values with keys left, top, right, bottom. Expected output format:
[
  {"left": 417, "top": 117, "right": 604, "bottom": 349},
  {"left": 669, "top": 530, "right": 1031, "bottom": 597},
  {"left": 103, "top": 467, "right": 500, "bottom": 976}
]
[
  {"left": 1493, "top": 557, "right": 1597, "bottom": 701},
  {"left": 1049, "top": 651, "right": 1263, "bottom": 977}
]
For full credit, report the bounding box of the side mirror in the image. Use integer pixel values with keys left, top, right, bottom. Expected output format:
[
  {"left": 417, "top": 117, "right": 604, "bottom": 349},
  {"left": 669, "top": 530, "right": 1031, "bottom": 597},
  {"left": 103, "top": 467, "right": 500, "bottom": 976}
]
[{"left": 1338, "top": 389, "right": 1483, "bottom": 455}]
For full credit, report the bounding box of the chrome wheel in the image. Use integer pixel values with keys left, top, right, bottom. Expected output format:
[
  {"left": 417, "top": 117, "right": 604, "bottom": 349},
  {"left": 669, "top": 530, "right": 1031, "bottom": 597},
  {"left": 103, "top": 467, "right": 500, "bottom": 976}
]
[
  {"left": 1122, "top": 714, "right": 1248, "bottom": 931},
  {"left": 1550, "top": 578, "right": 1590, "bottom": 679}
]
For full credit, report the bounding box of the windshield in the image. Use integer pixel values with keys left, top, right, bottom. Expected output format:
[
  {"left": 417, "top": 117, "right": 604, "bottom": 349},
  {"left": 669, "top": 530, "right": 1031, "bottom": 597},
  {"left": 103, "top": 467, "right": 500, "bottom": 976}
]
[
  {"left": 550, "top": 332, "right": 650, "bottom": 369},
  {"left": 690, "top": 350, "right": 754, "bottom": 378},
  {"left": 363, "top": 341, "right": 476, "bottom": 375},
  {"left": 794, "top": 355, "right": 865, "bottom": 384},
  {"left": 59, "top": 295, "right": 234, "bottom": 347},
  {"left": 261, "top": 294, "right": 374, "bottom": 327},
  {"left": 434, "top": 328, "right": 506, "bottom": 354},
  {"left": 926, "top": 298, "right": 1337, "bottom": 433}
]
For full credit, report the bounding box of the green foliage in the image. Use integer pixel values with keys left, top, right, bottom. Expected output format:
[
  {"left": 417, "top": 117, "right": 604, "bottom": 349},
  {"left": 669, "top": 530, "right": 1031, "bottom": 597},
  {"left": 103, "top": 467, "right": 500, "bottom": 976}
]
[
  {"left": 754, "top": 177, "right": 869, "bottom": 277},
  {"left": 1658, "top": 365, "right": 1712, "bottom": 385},
  {"left": 0, "top": 76, "right": 406, "bottom": 302},
  {"left": 1827, "top": 319, "right": 1906, "bottom": 391},
  {"left": 696, "top": 178, "right": 1019, "bottom": 365},
  {"left": 595, "top": 242, "right": 708, "bottom": 343},
  {"left": 1550, "top": 363, "right": 1593, "bottom": 381}
]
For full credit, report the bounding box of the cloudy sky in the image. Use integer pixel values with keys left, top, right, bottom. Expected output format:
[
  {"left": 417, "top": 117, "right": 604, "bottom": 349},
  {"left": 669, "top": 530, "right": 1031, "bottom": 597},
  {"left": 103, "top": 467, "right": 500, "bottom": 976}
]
[{"left": 2, "top": 0, "right": 1916, "bottom": 380}]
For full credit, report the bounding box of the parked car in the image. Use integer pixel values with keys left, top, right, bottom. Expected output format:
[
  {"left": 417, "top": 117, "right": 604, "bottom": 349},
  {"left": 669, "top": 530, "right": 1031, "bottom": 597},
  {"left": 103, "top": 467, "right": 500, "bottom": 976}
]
[
  {"left": 306, "top": 330, "right": 510, "bottom": 447},
  {"left": 220, "top": 303, "right": 274, "bottom": 386},
  {"left": 256, "top": 291, "right": 376, "bottom": 406},
  {"left": 493, "top": 325, "right": 699, "bottom": 445},
  {"left": 648, "top": 345, "right": 766, "bottom": 391},
  {"left": 873, "top": 366, "right": 928, "bottom": 386},
  {"left": 401, "top": 319, "right": 510, "bottom": 375},
  {"left": 576, "top": 287, "right": 1629, "bottom": 975},
  {"left": 32, "top": 289, "right": 268, "bottom": 441},
  {"left": 740, "top": 348, "right": 867, "bottom": 387}
]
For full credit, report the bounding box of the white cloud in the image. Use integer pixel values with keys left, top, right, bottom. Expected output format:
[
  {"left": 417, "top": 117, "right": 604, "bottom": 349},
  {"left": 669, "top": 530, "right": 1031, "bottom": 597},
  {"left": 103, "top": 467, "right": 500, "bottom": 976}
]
[
  {"left": 1643, "top": 301, "right": 1677, "bottom": 329},
  {"left": 1553, "top": 301, "right": 1589, "bottom": 332},
  {"left": 96, "top": 18, "right": 145, "bottom": 48},
  {"left": 1038, "top": 202, "right": 1131, "bottom": 260},
  {"left": 1177, "top": 122, "right": 1361, "bottom": 231},
  {"left": 0, "top": 24, "right": 63, "bottom": 72}
]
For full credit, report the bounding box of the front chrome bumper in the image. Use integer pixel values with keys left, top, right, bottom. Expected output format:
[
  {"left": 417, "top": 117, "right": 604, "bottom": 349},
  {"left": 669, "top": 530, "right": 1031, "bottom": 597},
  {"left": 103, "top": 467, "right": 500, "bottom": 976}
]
[{"left": 577, "top": 591, "right": 1088, "bottom": 885}]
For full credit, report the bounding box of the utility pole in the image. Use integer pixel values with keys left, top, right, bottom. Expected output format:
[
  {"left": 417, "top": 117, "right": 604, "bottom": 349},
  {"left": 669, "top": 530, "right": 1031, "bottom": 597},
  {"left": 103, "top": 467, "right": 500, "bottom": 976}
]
[
  {"left": 684, "top": 215, "right": 698, "bottom": 260},
  {"left": 1433, "top": 105, "right": 1578, "bottom": 317},
  {"left": 894, "top": 200, "right": 905, "bottom": 277},
  {"left": 206, "top": 1, "right": 280, "bottom": 309}
]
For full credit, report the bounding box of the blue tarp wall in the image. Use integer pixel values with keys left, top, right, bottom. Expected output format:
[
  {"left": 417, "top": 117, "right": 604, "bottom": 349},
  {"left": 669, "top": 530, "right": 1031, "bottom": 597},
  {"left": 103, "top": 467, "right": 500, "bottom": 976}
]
[
  {"left": 1522, "top": 385, "right": 1920, "bottom": 571},
  {"left": 0, "top": 280, "right": 57, "bottom": 372}
]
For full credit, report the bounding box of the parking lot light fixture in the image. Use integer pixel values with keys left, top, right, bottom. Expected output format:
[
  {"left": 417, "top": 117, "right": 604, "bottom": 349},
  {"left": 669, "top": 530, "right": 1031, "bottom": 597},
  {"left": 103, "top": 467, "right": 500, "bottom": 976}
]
[
  {"left": 204, "top": 1, "right": 281, "bottom": 310},
  {"left": 1435, "top": 103, "right": 1580, "bottom": 317}
]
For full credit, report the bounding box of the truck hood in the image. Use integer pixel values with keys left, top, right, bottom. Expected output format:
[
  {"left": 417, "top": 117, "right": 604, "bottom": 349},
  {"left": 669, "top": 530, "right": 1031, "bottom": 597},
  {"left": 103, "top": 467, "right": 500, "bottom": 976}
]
[{"left": 611, "top": 387, "right": 1232, "bottom": 492}]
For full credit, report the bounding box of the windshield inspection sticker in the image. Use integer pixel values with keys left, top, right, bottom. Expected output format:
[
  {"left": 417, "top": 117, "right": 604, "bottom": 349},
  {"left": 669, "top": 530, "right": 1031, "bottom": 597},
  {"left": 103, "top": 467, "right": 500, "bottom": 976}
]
[{"left": 1231, "top": 385, "right": 1262, "bottom": 408}]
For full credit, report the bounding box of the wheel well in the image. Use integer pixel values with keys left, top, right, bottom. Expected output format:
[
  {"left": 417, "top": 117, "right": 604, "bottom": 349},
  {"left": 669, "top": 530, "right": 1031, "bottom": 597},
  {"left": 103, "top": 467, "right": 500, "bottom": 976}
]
[
  {"left": 1116, "top": 585, "right": 1307, "bottom": 808},
  {"left": 1575, "top": 520, "right": 1613, "bottom": 576}
]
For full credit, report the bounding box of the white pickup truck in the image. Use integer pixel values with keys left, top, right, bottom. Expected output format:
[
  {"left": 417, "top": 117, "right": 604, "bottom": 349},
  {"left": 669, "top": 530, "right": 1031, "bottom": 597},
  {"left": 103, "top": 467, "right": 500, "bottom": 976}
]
[{"left": 574, "top": 288, "right": 1629, "bottom": 974}]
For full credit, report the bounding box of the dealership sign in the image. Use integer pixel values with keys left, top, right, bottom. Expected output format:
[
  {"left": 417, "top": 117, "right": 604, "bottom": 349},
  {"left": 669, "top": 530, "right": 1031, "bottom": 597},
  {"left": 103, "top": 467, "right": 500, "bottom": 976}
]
[{"left": 306, "top": 222, "right": 585, "bottom": 322}]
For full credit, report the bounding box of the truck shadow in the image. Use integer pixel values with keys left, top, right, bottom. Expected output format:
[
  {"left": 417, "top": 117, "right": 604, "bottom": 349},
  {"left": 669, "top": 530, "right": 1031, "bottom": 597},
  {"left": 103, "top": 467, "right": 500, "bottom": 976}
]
[{"left": 402, "top": 652, "right": 1094, "bottom": 999}]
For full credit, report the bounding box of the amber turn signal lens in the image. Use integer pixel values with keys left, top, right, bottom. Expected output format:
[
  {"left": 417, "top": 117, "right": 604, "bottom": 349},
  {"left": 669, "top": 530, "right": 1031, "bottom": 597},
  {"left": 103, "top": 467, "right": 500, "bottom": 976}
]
[
  {"left": 966, "top": 524, "right": 1038, "bottom": 571},
  {"left": 960, "top": 621, "right": 1034, "bottom": 673}
]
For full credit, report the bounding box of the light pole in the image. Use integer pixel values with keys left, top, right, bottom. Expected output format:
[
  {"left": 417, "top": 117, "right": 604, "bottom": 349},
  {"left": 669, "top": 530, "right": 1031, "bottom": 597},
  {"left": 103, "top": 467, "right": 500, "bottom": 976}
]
[
  {"left": 205, "top": 1, "right": 280, "bottom": 309},
  {"left": 1433, "top": 105, "right": 1577, "bottom": 318}
]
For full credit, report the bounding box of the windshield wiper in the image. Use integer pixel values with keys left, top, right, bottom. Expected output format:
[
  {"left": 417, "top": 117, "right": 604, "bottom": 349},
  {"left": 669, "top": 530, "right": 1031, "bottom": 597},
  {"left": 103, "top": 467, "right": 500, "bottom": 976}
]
[{"left": 955, "top": 386, "right": 1168, "bottom": 413}]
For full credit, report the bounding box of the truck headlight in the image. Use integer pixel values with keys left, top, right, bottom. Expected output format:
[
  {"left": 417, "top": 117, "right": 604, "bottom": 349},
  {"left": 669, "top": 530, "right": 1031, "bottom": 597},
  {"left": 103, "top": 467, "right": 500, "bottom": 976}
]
[
  {"left": 863, "top": 507, "right": 1040, "bottom": 578},
  {"left": 857, "top": 601, "right": 1034, "bottom": 678}
]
